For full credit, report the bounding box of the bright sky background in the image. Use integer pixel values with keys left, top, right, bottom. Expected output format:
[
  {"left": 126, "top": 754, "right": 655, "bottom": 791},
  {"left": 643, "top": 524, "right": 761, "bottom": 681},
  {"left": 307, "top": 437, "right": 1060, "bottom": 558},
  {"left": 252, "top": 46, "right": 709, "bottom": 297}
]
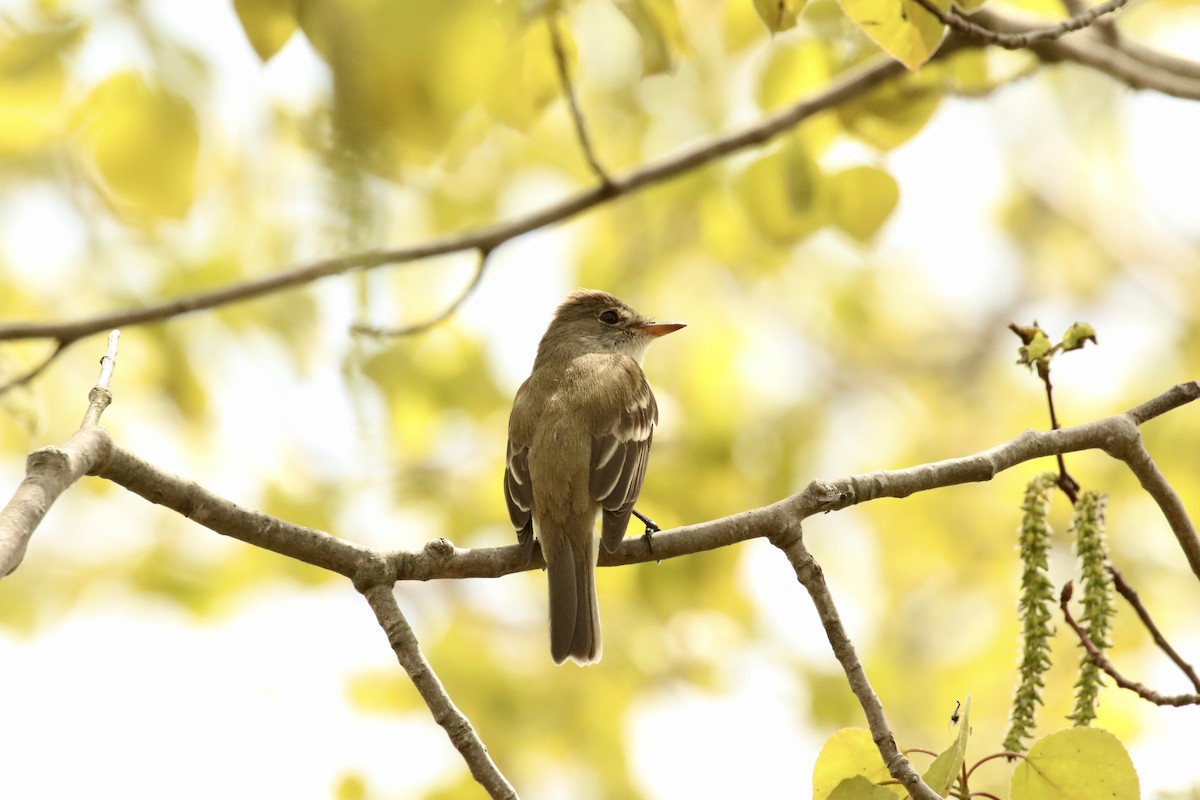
[{"left": 2, "top": 1, "right": 1199, "bottom": 798}]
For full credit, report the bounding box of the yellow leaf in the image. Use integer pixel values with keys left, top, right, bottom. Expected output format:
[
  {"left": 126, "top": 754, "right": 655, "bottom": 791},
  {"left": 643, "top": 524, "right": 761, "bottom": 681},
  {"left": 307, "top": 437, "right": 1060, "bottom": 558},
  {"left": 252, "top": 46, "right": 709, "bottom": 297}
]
[
  {"left": 836, "top": 72, "right": 941, "bottom": 149},
  {"left": 736, "top": 136, "right": 829, "bottom": 245},
  {"left": 757, "top": 38, "right": 839, "bottom": 152},
  {"left": 0, "top": 20, "right": 85, "bottom": 155},
  {"left": 753, "top": 0, "right": 807, "bottom": 33},
  {"left": 297, "top": 0, "right": 506, "bottom": 166},
  {"left": 837, "top": 0, "right": 948, "bottom": 70},
  {"left": 758, "top": 38, "right": 832, "bottom": 112},
  {"left": 812, "top": 728, "right": 907, "bottom": 799},
  {"left": 613, "top": 0, "right": 688, "bottom": 75},
  {"left": 233, "top": 0, "right": 299, "bottom": 62},
  {"left": 829, "top": 165, "right": 899, "bottom": 243},
  {"left": 482, "top": 16, "right": 564, "bottom": 130},
  {"left": 76, "top": 72, "right": 199, "bottom": 219}
]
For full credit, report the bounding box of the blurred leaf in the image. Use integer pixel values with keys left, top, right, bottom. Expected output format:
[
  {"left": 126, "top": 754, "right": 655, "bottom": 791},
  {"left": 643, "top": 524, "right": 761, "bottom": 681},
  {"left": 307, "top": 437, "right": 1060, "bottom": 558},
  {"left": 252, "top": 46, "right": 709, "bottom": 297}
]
[
  {"left": 813, "top": 728, "right": 906, "bottom": 799},
  {"left": 75, "top": 72, "right": 199, "bottom": 218},
  {"left": 233, "top": 0, "right": 299, "bottom": 61},
  {"left": 837, "top": 0, "right": 948, "bottom": 70},
  {"left": 753, "top": 0, "right": 807, "bottom": 33},
  {"left": 757, "top": 37, "right": 841, "bottom": 152},
  {"left": 837, "top": 70, "right": 942, "bottom": 149},
  {"left": 613, "top": 0, "right": 687, "bottom": 75},
  {"left": 0, "top": 18, "right": 85, "bottom": 155},
  {"left": 297, "top": 0, "right": 507, "bottom": 167},
  {"left": 758, "top": 38, "right": 833, "bottom": 111},
  {"left": 333, "top": 773, "right": 367, "bottom": 800},
  {"left": 736, "top": 136, "right": 829, "bottom": 245},
  {"left": 1011, "top": 728, "right": 1139, "bottom": 799},
  {"left": 829, "top": 165, "right": 899, "bottom": 243},
  {"left": 482, "top": 16, "right": 564, "bottom": 131}
]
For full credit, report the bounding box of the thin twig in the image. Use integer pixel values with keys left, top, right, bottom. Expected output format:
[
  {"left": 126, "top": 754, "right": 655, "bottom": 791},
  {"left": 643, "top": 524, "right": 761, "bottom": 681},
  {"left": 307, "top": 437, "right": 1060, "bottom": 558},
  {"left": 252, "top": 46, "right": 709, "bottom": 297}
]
[
  {"left": 1060, "top": 581, "right": 1200, "bottom": 706},
  {"left": 1109, "top": 567, "right": 1200, "bottom": 692},
  {"left": 547, "top": 13, "right": 611, "bottom": 186},
  {"left": 772, "top": 527, "right": 940, "bottom": 800},
  {"left": 81, "top": 330, "right": 120, "bottom": 428},
  {"left": 350, "top": 249, "right": 490, "bottom": 338},
  {"left": 1041, "top": 368, "right": 1080, "bottom": 504},
  {"left": 0, "top": 339, "right": 71, "bottom": 394},
  {"left": 362, "top": 585, "right": 518, "bottom": 799},
  {"left": 972, "top": 8, "right": 1200, "bottom": 99},
  {"left": 910, "top": 0, "right": 1130, "bottom": 51}
]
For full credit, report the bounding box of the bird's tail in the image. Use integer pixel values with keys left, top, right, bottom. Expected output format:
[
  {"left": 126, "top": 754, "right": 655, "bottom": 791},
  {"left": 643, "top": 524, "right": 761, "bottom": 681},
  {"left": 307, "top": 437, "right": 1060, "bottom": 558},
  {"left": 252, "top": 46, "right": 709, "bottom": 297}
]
[{"left": 546, "top": 533, "right": 602, "bottom": 665}]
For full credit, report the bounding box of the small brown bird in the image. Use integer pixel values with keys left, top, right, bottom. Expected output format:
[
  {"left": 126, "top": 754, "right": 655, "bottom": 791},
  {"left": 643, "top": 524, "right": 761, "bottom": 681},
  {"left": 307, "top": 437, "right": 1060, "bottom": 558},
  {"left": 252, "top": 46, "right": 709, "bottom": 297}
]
[{"left": 504, "top": 290, "right": 684, "bottom": 664}]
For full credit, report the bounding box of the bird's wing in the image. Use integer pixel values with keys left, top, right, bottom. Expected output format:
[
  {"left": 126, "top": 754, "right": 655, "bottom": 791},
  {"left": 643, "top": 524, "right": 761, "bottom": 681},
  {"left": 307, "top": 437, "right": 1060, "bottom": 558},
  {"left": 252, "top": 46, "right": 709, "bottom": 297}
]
[
  {"left": 590, "top": 364, "right": 658, "bottom": 553},
  {"left": 505, "top": 378, "right": 537, "bottom": 554},
  {"left": 504, "top": 437, "right": 535, "bottom": 550}
]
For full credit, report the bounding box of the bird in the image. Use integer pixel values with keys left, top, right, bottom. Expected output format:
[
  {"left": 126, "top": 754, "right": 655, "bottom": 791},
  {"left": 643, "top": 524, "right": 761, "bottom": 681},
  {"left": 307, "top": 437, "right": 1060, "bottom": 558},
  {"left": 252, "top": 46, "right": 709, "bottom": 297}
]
[{"left": 503, "top": 289, "right": 684, "bottom": 664}]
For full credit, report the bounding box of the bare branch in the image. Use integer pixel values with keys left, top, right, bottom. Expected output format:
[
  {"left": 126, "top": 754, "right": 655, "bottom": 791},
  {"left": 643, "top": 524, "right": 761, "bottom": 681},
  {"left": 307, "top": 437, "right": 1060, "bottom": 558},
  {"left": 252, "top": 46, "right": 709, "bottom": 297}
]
[
  {"left": 96, "top": 440, "right": 380, "bottom": 580},
  {"left": 1061, "top": 581, "right": 1200, "bottom": 706},
  {"left": 1115, "top": 37, "right": 1200, "bottom": 80},
  {"left": 0, "top": 333, "right": 124, "bottom": 576},
  {"left": 81, "top": 330, "right": 120, "bottom": 428},
  {"left": 971, "top": 8, "right": 1200, "bottom": 100},
  {"left": 0, "top": 428, "right": 112, "bottom": 577},
  {"left": 773, "top": 527, "right": 941, "bottom": 800},
  {"left": 0, "top": 340, "right": 71, "bottom": 395},
  {"left": 362, "top": 585, "right": 518, "bottom": 799},
  {"left": 547, "top": 12, "right": 611, "bottom": 185},
  {"left": 1109, "top": 567, "right": 1200, "bottom": 692},
  {"left": 351, "top": 249, "right": 489, "bottom": 338},
  {"left": 911, "top": 0, "right": 1131, "bottom": 50}
]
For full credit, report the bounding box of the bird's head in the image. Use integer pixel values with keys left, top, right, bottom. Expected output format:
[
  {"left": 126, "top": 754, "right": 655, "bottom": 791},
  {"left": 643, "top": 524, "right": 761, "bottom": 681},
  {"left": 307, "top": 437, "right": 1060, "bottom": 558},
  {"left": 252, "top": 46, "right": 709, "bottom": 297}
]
[{"left": 538, "top": 289, "right": 685, "bottom": 364}]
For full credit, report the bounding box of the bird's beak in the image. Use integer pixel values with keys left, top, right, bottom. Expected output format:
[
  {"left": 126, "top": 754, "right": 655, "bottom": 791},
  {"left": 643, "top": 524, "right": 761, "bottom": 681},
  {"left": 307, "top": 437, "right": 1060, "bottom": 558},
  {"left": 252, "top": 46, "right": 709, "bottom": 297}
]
[{"left": 635, "top": 321, "right": 686, "bottom": 338}]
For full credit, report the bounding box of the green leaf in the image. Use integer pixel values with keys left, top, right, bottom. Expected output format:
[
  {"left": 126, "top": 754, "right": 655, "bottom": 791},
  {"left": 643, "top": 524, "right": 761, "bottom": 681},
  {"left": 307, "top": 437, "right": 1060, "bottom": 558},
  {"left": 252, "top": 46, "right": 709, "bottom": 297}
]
[
  {"left": 753, "top": 0, "right": 808, "bottom": 33},
  {"left": 1012, "top": 728, "right": 1139, "bottom": 799},
  {"left": 1061, "top": 321, "right": 1098, "bottom": 352},
  {"left": 837, "top": 0, "right": 949, "bottom": 70},
  {"left": 829, "top": 165, "right": 900, "bottom": 243},
  {"left": 234, "top": 0, "right": 299, "bottom": 61},
  {"left": 923, "top": 696, "right": 971, "bottom": 795},
  {"left": 813, "top": 728, "right": 906, "bottom": 799}
]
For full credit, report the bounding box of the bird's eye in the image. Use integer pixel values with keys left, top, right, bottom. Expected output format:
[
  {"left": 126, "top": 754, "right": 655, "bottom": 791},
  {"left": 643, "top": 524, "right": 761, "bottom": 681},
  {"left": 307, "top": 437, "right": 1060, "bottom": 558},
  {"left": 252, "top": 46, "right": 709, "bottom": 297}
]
[{"left": 599, "top": 310, "right": 621, "bottom": 325}]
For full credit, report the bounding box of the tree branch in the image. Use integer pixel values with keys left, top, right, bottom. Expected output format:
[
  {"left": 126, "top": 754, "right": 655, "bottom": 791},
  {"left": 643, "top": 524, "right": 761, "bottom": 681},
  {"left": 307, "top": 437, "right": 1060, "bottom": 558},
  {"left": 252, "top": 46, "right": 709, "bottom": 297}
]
[
  {"left": 350, "top": 248, "right": 490, "bottom": 338},
  {"left": 1109, "top": 567, "right": 1200, "bottom": 693},
  {"left": 0, "top": 339, "right": 71, "bottom": 395},
  {"left": 362, "top": 585, "right": 518, "bottom": 799},
  {"left": 773, "top": 526, "right": 941, "bottom": 800},
  {"left": 911, "top": 0, "right": 1130, "bottom": 50},
  {"left": 547, "top": 12, "right": 611, "bottom": 186},
  {"left": 1061, "top": 581, "right": 1200, "bottom": 706},
  {"left": 0, "top": 43, "right": 933, "bottom": 347},
  {"left": 971, "top": 8, "right": 1200, "bottom": 100},
  {"left": 0, "top": 332, "right": 121, "bottom": 576}
]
